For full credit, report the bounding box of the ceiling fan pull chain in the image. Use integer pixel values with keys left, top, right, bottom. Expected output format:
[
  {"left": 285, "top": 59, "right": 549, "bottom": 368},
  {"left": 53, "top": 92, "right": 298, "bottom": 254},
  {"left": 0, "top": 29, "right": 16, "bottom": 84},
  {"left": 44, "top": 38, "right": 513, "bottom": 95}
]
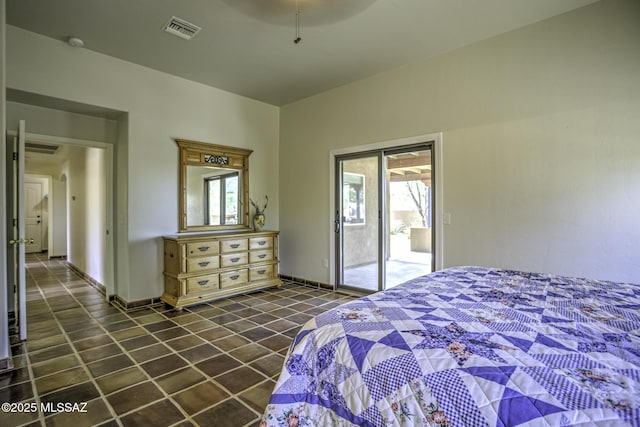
[{"left": 294, "top": 0, "right": 302, "bottom": 44}]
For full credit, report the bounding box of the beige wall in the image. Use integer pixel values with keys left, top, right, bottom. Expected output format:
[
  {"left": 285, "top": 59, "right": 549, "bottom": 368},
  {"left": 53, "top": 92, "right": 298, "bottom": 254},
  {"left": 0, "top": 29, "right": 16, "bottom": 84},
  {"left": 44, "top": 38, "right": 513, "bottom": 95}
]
[
  {"left": 343, "top": 158, "right": 378, "bottom": 268},
  {"left": 7, "top": 26, "right": 280, "bottom": 301},
  {"left": 280, "top": 0, "right": 640, "bottom": 285},
  {"left": 61, "top": 146, "right": 107, "bottom": 285},
  {"left": 6, "top": 101, "right": 117, "bottom": 143}
]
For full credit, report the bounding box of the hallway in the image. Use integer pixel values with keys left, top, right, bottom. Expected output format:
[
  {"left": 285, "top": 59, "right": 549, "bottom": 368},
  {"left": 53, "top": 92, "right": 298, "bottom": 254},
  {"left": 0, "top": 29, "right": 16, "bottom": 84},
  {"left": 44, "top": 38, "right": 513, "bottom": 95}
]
[{"left": 1, "top": 253, "right": 354, "bottom": 426}]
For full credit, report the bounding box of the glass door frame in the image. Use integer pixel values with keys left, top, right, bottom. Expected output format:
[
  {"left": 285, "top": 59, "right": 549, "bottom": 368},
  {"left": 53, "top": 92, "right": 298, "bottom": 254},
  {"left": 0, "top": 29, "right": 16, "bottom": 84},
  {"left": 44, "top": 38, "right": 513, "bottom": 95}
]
[
  {"left": 335, "top": 142, "right": 435, "bottom": 293},
  {"left": 335, "top": 150, "right": 384, "bottom": 293}
]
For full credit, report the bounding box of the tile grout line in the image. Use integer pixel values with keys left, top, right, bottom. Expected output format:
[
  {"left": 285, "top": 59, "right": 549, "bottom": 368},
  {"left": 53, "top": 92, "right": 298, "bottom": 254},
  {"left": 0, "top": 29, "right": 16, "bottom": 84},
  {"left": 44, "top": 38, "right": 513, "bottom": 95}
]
[
  {"left": 22, "top": 255, "right": 48, "bottom": 427},
  {"left": 155, "top": 301, "right": 279, "bottom": 424},
  {"left": 32, "top": 255, "right": 124, "bottom": 427},
  {"left": 149, "top": 286, "right": 312, "bottom": 424},
  {"left": 34, "top": 255, "right": 198, "bottom": 425},
  {"left": 10, "top": 254, "right": 357, "bottom": 427}
]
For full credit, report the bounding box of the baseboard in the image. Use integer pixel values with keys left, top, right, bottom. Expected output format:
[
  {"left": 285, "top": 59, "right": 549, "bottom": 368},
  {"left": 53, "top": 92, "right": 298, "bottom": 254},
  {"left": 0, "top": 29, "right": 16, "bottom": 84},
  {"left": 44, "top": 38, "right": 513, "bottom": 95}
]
[
  {"left": 65, "top": 262, "right": 106, "bottom": 296},
  {"left": 110, "top": 295, "right": 163, "bottom": 311},
  {"left": 279, "top": 274, "right": 332, "bottom": 290}
]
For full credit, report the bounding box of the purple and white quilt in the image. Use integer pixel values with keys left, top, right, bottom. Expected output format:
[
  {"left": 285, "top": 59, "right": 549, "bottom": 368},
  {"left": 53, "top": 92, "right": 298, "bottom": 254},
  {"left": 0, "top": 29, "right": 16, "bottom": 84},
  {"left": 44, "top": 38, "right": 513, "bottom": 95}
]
[{"left": 262, "top": 266, "right": 640, "bottom": 426}]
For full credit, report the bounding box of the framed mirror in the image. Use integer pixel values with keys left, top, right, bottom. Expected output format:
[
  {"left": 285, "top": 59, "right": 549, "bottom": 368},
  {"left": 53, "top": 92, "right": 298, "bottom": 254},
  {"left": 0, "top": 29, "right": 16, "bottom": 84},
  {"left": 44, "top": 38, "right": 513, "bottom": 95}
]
[{"left": 176, "top": 139, "right": 252, "bottom": 232}]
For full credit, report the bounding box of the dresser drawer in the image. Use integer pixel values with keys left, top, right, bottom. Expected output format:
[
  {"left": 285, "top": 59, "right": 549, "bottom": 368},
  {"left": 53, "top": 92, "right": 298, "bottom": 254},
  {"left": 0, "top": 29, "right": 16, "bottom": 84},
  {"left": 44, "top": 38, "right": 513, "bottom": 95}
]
[
  {"left": 187, "top": 241, "right": 219, "bottom": 257},
  {"left": 250, "top": 236, "right": 273, "bottom": 250},
  {"left": 186, "top": 256, "right": 220, "bottom": 273},
  {"left": 249, "top": 264, "right": 273, "bottom": 281},
  {"left": 186, "top": 274, "right": 219, "bottom": 293},
  {"left": 250, "top": 249, "right": 273, "bottom": 263},
  {"left": 220, "top": 269, "right": 248, "bottom": 288},
  {"left": 221, "top": 252, "right": 248, "bottom": 268},
  {"left": 221, "top": 238, "right": 248, "bottom": 253},
  {"left": 163, "top": 231, "right": 281, "bottom": 310}
]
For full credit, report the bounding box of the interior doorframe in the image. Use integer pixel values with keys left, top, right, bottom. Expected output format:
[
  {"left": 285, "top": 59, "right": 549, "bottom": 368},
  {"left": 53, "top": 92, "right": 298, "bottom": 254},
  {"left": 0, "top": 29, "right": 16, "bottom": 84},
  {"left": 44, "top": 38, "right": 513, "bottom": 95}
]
[
  {"left": 329, "top": 132, "right": 443, "bottom": 289},
  {"left": 7, "top": 130, "right": 116, "bottom": 298}
]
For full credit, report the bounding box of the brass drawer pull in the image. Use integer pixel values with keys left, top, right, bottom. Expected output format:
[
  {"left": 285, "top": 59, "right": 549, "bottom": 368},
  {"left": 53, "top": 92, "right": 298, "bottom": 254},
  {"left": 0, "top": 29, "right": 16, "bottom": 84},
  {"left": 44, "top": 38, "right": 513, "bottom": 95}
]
[
  {"left": 198, "top": 261, "right": 210, "bottom": 267},
  {"left": 197, "top": 246, "right": 210, "bottom": 252},
  {"left": 197, "top": 279, "right": 209, "bottom": 286},
  {"left": 258, "top": 241, "right": 266, "bottom": 246},
  {"left": 258, "top": 254, "right": 267, "bottom": 259},
  {"left": 231, "top": 257, "right": 240, "bottom": 263},
  {"left": 230, "top": 244, "right": 240, "bottom": 249},
  {"left": 230, "top": 275, "right": 240, "bottom": 280},
  {"left": 257, "top": 270, "right": 266, "bottom": 274}
]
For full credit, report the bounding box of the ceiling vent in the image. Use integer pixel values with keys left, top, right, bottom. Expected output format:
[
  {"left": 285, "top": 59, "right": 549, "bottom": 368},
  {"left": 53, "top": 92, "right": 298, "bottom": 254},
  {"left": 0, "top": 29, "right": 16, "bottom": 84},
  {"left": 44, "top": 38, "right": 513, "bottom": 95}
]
[
  {"left": 25, "top": 142, "right": 60, "bottom": 155},
  {"left": 163, "top": 16, "right": 202, "bottom": 40}
]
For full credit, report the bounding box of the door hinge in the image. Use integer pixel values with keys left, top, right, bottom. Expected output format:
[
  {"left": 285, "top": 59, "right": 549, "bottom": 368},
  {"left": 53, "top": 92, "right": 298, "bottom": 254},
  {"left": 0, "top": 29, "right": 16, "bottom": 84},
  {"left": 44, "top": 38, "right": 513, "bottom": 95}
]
[
  {"left": 13, "top": 218, "right": 17, "bottom": 227},
  {"left": 13, "top": 152, "right": 18, "bottom": 161}
]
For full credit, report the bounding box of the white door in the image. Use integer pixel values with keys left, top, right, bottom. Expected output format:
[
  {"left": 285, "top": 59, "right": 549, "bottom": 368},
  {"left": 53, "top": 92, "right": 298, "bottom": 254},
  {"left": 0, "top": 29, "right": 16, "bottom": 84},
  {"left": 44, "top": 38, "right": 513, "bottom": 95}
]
[
  {"left": 25, "top": 181, "right": 43, "bottom": 253},
  {"left": 7, "top": 120, "right": 28, "bottom": 340}
]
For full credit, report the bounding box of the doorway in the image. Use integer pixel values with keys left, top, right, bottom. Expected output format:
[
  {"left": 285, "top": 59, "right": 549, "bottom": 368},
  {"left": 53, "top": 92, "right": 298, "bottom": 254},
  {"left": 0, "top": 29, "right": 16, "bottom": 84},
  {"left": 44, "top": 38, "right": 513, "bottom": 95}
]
[
  {"left": 335, "top": 142, "right": 437, "bottom": 292},
  {"left": 8, "top": 130, "right": 115, "bottom": 295}
]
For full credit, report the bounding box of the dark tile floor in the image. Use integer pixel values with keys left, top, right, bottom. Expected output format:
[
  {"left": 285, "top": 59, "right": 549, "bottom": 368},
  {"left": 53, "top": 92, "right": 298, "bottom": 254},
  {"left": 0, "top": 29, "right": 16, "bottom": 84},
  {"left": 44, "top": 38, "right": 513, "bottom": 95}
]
[{"left": 1, "top": 253, "right": 356, "bottom": 426}]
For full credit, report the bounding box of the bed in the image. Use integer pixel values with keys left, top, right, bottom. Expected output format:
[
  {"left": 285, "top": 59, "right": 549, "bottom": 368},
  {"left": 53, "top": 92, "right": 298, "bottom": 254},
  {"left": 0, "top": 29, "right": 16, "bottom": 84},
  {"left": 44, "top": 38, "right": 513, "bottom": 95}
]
[{"left": 262, "top": 266, "right": 640, "bottom": 426}]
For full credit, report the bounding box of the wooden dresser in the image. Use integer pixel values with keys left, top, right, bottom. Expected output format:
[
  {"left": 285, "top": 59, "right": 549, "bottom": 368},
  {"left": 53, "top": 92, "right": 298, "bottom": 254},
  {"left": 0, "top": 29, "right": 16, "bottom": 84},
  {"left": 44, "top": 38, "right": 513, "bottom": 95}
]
[{"left": 162, "top": 231, "right": 281, "bottom": 309}]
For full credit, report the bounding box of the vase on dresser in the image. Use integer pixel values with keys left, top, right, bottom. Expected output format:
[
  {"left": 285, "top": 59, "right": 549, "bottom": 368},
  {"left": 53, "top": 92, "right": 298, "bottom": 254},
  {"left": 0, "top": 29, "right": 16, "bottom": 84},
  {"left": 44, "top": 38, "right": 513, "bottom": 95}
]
[{"left": 253, "top": 212, "right": 265, "bottom": 232}]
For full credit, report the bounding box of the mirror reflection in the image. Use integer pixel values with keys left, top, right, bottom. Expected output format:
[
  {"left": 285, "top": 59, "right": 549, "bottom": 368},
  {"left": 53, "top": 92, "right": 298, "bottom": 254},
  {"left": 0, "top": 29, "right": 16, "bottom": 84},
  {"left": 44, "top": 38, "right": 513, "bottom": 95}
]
[
  {"left": 176, "top": 138, "right": 252, "bottom": 232},
  {"left": 186, "top": 166, "right": 241, "bottom": 226}
]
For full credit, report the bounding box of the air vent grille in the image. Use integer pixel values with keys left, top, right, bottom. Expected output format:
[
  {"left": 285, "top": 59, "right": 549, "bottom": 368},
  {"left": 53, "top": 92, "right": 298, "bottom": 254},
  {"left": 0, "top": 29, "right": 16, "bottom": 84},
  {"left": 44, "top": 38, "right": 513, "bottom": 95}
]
[
  {"left": 25, "top": 142, "right": 60, "bottom": 155},
  {"left": 163, "top": 16, "right": 202, "bottom": 40}
]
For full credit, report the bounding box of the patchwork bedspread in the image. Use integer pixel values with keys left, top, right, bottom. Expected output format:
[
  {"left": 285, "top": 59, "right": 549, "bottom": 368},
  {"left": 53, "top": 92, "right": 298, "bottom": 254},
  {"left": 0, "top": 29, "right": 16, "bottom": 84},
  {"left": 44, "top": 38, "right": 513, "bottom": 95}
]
[{"left": 262, "top": 266, "right": 640, "bottom": 426}]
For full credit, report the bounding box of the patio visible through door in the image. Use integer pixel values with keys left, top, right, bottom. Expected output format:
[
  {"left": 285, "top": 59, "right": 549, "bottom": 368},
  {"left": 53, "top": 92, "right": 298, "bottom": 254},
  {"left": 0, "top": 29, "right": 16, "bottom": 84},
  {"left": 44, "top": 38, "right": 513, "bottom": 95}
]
[{"left": 336, "top": 143, "right": 434, "bottom": 292}]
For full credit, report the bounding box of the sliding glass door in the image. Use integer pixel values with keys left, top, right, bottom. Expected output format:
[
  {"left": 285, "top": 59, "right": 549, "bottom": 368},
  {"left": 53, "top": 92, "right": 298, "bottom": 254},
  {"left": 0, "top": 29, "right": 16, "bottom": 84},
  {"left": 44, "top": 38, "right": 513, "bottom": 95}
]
[
  {"left": 336, "top": 144, "right": 434, "bottom": 292},
  {"left": 384, "top": 147, "right": 434, "bottom": 288},
  {"left": 336, "top": 154, "right": 380, "bottom": 291}
]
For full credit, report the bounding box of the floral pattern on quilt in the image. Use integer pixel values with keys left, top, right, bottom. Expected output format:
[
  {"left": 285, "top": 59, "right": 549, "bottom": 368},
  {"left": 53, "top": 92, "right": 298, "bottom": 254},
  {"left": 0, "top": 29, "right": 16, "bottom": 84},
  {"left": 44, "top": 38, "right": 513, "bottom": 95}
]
[{"left": 263, "top": 266, "right": 640, "bottom": 426}]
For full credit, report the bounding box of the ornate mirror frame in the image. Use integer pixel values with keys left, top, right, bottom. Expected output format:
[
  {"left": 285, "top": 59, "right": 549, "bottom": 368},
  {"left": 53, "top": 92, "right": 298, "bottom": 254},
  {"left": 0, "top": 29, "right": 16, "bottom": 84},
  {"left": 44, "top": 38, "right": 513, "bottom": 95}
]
[{"left": 176, "top": 139, "right": 253, "bottom": 232}]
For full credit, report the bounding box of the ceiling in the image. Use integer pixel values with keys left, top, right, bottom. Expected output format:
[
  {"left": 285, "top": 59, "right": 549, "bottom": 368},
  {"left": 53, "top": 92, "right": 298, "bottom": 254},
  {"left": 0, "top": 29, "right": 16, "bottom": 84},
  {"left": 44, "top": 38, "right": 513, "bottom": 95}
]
[{"left": 7, "top": 0, "right": 597, "bottom": 106}]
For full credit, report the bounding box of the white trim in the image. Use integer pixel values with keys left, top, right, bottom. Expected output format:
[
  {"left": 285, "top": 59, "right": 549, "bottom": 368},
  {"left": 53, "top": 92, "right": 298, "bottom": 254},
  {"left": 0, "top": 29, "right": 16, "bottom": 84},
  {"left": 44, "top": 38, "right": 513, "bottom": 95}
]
[
  {"left": 329, "top": 132, "right": 444, "bottom": 286},
  {"left": 17, "top": 121, "right": 26, "bottom": 340}
]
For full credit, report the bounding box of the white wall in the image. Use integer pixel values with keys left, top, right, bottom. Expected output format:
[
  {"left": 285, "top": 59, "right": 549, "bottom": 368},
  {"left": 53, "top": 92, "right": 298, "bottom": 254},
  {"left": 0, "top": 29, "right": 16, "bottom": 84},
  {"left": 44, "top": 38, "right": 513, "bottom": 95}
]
[
  {"left": 62, "top": 148, "right": 86, "bottom": 274},
  {"left": 7, "top": 25, "right": 280, "bottom": 301},
  {"left": 85, "top": 147, "right": 106, "bottom": 283},
  {"left": 50, "top": 178, "right": 67, "bottom": 257},
  {"left": 61, "top": 146, "right": 107, "bottom": 285},
  {"left": 279, "top": 0, "right": 640, "bottom": 285}
]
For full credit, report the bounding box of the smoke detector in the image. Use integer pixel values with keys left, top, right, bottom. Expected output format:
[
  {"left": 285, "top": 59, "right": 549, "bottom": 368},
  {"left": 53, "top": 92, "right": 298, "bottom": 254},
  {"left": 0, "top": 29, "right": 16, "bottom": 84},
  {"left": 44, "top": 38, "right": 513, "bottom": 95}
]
[
  {"left": 163, "top": 16, "right": 202, "bottom": 40},
  {"left": 68, "top": 36, "right": 84, "bottom": 48}
]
